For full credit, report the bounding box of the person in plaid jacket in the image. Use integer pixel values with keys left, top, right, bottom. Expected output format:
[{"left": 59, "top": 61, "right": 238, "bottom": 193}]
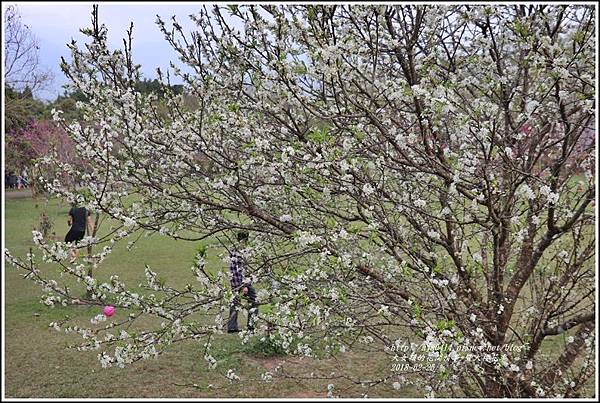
[{"left": 227, "top": 230, "right": 259, "bottom": 333}]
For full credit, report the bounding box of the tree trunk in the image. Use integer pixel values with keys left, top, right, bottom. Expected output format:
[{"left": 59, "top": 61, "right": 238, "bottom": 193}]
[
  {"left": 85, "top": 212, "right": 101, "bottom": 299},
  {"left": 483, "top": 376, "right": 503, "bottom": 398}
]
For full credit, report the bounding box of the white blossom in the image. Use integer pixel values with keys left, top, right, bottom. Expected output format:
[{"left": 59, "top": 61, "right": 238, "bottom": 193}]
[
  {"left": 362, "top": 183, "right": 375, "bottom": 196},
  {"left": 414, "top": 199, "right": 427, "bottom": 208},
  {"left": 520, "top": 184, "right": 536, "bottom": 200},
  {"left": 226, "top": 369, "right": 240, "bottom": 382}
]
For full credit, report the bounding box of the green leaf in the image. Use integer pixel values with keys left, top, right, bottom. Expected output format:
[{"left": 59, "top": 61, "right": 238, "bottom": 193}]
[
  {"left": 352, "top": 127, "right": 365, "bottom": 141},
  {"left": 324, "top": 217, "right": 337, "bottom": 229},
  {"left": 227, "top": 103, "right": 240, "bottom": 113},
  {"left": 196, "top": 244, "right": 207, "bottom": 257},
  {"left": 435, "top": 319, "right": 456, "bottom": 331},
  {"left": 573, "top": 30, "right": 585, "bottom": 45},
  {"left": 412, "top": 303, "right": 422, "bottom": 319},
  {"left": 307, "top": 125, "right": 333, "bottom": 145},
  {"left": 293, "top": 62, "right": 307, "bottom": 75}
]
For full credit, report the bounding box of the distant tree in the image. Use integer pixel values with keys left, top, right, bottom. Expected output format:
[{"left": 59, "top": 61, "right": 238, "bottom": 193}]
[
  {"left": 5, "top": 129, "right": 34, "bottom": 171},
  {"left": 4, "top": 4, "right": 52, "bottom": 94},
  {"left": 19, "top": 120, "right": 76, "bottom": 165},
  {"left": 4, "top": 4, "right": 53, "bottom": 141},
  {"left": 55, "top": 88, "right": 88, "bottom": 103},
  {"left": 134, "top": 77, "right": 183, "bottom": 97},
  {"left": 5, "top": 118, "right": 77, "bottom": 184},
  {"left": 4, "top": 85, "right": 46, "bottom": 132},
  {"left": 47, "top": 90, "right": 88, "bottom": 121}
]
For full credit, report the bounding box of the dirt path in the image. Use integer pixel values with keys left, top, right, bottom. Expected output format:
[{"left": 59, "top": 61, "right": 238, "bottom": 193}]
[{"left": 4, "top": 189, "right": 33, "bottom": 199}]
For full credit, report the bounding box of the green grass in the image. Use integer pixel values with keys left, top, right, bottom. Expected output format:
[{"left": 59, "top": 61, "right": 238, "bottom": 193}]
[
  {"left": 3, "top": 197, "right": 416, "bottom": 398},
  {"left": 4, "top": 196, "right": 594, "bottom": 398}
]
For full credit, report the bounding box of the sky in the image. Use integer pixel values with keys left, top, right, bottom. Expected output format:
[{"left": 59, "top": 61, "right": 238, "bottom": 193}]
[{"left": 7, "top": 2, "right": 211, "bottom": 101}]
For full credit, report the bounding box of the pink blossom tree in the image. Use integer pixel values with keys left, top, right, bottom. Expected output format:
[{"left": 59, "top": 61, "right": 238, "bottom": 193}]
[{"left": 20, "top": 120, "right": 77, "bottom": 165}]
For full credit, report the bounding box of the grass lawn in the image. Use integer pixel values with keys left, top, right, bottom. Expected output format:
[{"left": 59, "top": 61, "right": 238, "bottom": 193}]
[
  {"left": 3, "top": 196, "right": 594, "bottom": 398},
  {"left": 3, "top": 196, "right": 411, "bottom": 398}
]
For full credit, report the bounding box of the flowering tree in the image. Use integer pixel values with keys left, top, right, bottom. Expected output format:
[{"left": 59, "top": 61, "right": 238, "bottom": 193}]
[
  {"left": 24, "top": 119, "right": 81, "bottom": 191},
  {"left": 5, "top": 4, "right": 595, "bottom": 398},
  {"left": 4, "top": 4, "right": 53, "bottom": 93},
  {"left": 4, "top": 118, "right": 81, "bottom": 199},
  {"left": 18, "top": 120, "right": 75, "bottom": 163}
]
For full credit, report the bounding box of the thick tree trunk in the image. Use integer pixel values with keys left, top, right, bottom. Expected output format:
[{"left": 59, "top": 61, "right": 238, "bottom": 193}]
[{"left": 483, "top": 376, "right": 503, "bottom": 398}]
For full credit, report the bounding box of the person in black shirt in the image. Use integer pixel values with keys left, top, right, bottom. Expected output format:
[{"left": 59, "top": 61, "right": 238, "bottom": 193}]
[
  {"left": 65, "top": 203, "right": 94, "bottom": 263},
  {"left": 7, "top": 171, "right": 17, "bottom": 189}
]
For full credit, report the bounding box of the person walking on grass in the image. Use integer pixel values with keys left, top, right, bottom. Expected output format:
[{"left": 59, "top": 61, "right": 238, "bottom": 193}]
[
  {"left": 65, "top": 202, "right": 94, "bottom": 263},
  {"left": 227, "top": 230, "right": 259, "bottom": 333}
]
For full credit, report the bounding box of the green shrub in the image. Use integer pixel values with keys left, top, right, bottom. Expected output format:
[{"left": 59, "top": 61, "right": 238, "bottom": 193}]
[{"left": 242, "top": 336, "right": 287, "bottom": 358}]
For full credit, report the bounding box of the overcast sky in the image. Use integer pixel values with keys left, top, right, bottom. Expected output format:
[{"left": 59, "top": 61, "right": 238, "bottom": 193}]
[{"left": 7, "top": 2, "right": 209, "bottom": 101}]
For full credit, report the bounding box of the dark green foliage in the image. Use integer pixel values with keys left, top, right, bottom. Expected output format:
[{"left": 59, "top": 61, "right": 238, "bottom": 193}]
[
  {"left": 5, "top": 85, "right": 46, "bottom": 132},
  {"left": 242, "top": 337, "right": 288, "bottom": 358},
  {"left": 134, "top": 78, "right": 183, "bottom": 98}
]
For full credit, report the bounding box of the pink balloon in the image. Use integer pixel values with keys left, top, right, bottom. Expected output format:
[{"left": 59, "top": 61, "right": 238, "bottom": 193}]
[{"left": 103, "top": 306, "right": 115, "bottom": 317}]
